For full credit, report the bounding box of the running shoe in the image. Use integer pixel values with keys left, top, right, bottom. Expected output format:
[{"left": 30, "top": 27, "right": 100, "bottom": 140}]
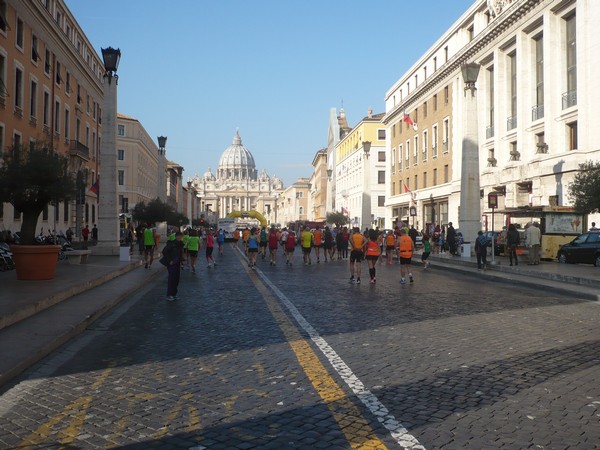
[
  {"left": 400, "top": 278, "right": 406, "bottom": 285},
  {"left": 356, "top": 278, "right": 361, "bottom": 284},
  {"left": 409, "top": 275, "right": 414, "bottom": 283},
  {"left": 370, "top": 278, "right": 376, "bottom": 284},
  {"left": 349, "top": 276, "right": 355, "bottom": 283},
  {"left": 166, "top": 296, "right": 175, "bottom": 302}
]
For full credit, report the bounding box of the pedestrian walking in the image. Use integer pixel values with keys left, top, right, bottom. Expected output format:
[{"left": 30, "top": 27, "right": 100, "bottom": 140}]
[
  {"left": 349, "top": 227, "right": 366, "bottom": 284},
  {"left": 398, "top": 229, "right": 414, "bottom": 284},
  {"left": 475, "top": 231, "right": 489, "bottom": 271},
  {"left": 92, "top": 224, "right": 98, "bottom": 242},
  {"left": 447, "top": 222, "right": 457, "bottom": 255},
  {"left": 365, "top": 229, "right": 381, "bottom": 283},
  {"left": 525, "top": 222, "right": 541, "bottom": 265},
  {"left": 342, "top": 227, "right": 350, "bottom": 259},
  {"left": 506, "top": 224, "right": 520, "bottom": 266},
  {"left": 335, "top": 227, "right": 344, "bottom": 260},
  {"left": 161, "top": 231, "right": 184, "bottom": 302},
  {"left": 66, "top": 227, "right": 73, "bottom": 244}
]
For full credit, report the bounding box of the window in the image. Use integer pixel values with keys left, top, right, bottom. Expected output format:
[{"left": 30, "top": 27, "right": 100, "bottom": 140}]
[
  {"left": 442, "top": 118, "right": 449, "bottom": 152},
  {"left": 398, "top": 144, "right": 403, "bottom": 169},
  {"left": 423, "top": 101, "right": 428, "bottom": 118},
  {"left": 444, "top": 86, "right": 449, "bottom": 103},
  {"left": 405, "top": 141, "right": 410, "bottom": 164},
  {"left": 378, "top": 151, "right": 385, "bottom": 162},
  {"left": 444, "top": 46, "right": 449, "bottom": 62},
  {"left": 432, "top": 124, "right": 438, "bottom": 158},
  {"left": 444, "top": 165, "right": 449, "bottom": 183},
  {"left": 423, "top": 172, "right": 427, "bottom": 188},
  {"left": 378, "top": 196, "right": 385, "bottom": 207},
  {"left": 422, "top": 130, "right": 428, "bottom": 162},
  {"left": 508, "top": 52, "right": 517, "bottom": 129},
  {"left": 86, "top": 94, "right": 90, "bottom": 114},
  {"left": 44, "top": 49, "right": 50, "bottom": 74},
  {"left": 433, "top": 168, "right": 437, "bottom": 185},
  {"left": 55, "top": 61, "right": 61, "bottom": 85},
  {"left": 65, "top": 72, "right": 71, "bottom": 94},
  {"left": 488, "top": 66, "right": 494, "bottom": 129},
  {"left": 118, "top": 170, "right": 124, "bottom": 186},
  {"left": 433, "top": 56, "right": 437, "bottom": 71},
  {"left": 414, "top": 74, "right": 418, "bottom": 87},
  {"left": 298, "top": 206, "right": 304, "bottom": 216},
  {"left": 423, "top": 66, "right": 427, "bottom": 80},
  {"left": 392, "top": 182, "right": 396, "bottom": 195},
  {"left": 63, "top": 200, "right": 69, "bottom": 222},
  {"left": 391, "top": 148, "right": 395, "bottom": 174},
  {"left": 29, "top": 79, "right": 38, "bottom": 119},
  {"left": 377, "top": 129, "right": 386, "bottom": 140},
  {"left": 0, "top": 124, "right": 4, "bottom": 157},
  {"left": 31, "top": 35, "right": 39, "bottom": 62},
  {"left": 0, "top": 53, "right": 6, "bottom": 98},
  {"left": 378, "top": 171, "right": 385, "bottom": 184},
  {"left": 85, "top": 125, "right": 89, "bottom": 147},
  {"left": 535, "top": 132, "right": 547, "bottom": 154},
  {"left": 509, "top": 141, "right": 519, "bottom": 161},
  {"left": 564, "top": 14, "right": 577, "bottom": 108},
  {"left": 117, "top": 149, "right": 124, "bottom": 160},
  {"left": 64, "top": 107, "right": 70, "bottom": 139},
  {"left": 488, "top": 148, "right": 497, "bottom": 167},
  {"left": 54, "top": 100, "right": 60, "bottom": 134},
  {"left": 413, "top": 136, "right": 419, "bottom": 165},
  {"left": 534, "top": 35, "right": 544, "bottom": 119},
  {"left": 567, "top": 122, "right": 577, "bottom": 150},
  {"left": 14, "top": 67, "right": 23, "bottom": 112},
  {"left": 77, "top": 84, "right": 81, "bottom": 104},
  {"left": 0, "top": 0, "right": 6, "bottom": 33},
  {"left": 75, "top": 117, "right": 80, "bottom": 142},
  {"left": 468, "top": 24, "right": 474, "bottom": 41},
  {"left": 16, "top": 18, "right": 24, "bottom": 49},
  {"left": 42, "top": 90, "right": 49, "bottom": 126},
  {"left": 118, "top": 124, "right": 125, "bottom": 136},
  {"left": 392, "top": 123, "right": 396, "bottom": 138},
  {"left": 414, "top": 175, "right": 418, "bottom": 190}
]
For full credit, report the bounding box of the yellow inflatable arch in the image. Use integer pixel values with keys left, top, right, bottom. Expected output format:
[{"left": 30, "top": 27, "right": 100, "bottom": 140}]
[{"left": 226, "top": 210, "right": 268, "bottom": 227}]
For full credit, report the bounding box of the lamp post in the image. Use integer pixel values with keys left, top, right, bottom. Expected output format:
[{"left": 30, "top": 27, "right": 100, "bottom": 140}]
[
  {"left": 95, "top": 47, "right": 121, "bottom": 255},
  {"left": 361, "top": 141, "right": 372, "bottom": 230},
  {"left": 157, "top": 136, "right": 167, "bottom": 202},
  {"left": 459, "top": 62, "right": 482, "bottom": 255}
]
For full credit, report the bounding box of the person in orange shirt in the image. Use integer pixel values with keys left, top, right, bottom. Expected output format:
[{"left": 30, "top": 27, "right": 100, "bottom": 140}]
[
  {"left": 365, "top": 229, "right": 381, "bottom": 283},
  {"left": 313, "top": 227, "right": 323, "bottom": 263},
  {"left": 233, "top": 229, "right": 240, "bottom": 246},
  {"left": 242, "top": 227, "right": 250, "bottom": 254},
  {"left": 349, "top": 227, "right": 366, "bottom": 284},
  {"left": 385, "top": 230, "right": 397, "bottom": 265},
  {"left": 398, "top": 229, "right": 415, "bottom": 285}
]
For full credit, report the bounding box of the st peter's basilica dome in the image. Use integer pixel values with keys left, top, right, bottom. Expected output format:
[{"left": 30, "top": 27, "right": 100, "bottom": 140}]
[{"left": 217, "top": 131, "right": 257, "bottom": 181}]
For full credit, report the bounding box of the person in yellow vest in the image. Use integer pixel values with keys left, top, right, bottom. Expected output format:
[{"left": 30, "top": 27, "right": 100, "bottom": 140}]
[
  {"left": 398, "top": 228, "right": 415, "bottom": 284},
  {"left": 385, "top": 230, "right": 397, "bottom": 265},
  {"left": 349, "top": 227, "right": 366, "bottom": 284},
  {"left": 300, "top": 226, "right": 313, "bottom": 265},
  {"left": 187, "top": 228, "right": 200, "bottom": 273},
  {"left": 365, "top": 229, "right": 381, "bottom": 283},
  {"left": 313, "top": 227, "right": 323, "bottom": 263},
  {"left": 143, "top": 224, "right": 156, "bottom": 269}
]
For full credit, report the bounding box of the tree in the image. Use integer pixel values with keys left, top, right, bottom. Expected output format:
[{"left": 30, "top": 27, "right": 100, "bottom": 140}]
[
  {"left": 568, "top": 161, "right": 600, "bottom": 214},
  {"left": 326, "top": 211, "right": 349, "bottom": 227},
  {"left": 0, "top": 145, "right": 76, "bottom": 245},
  {"left": 131, "top": 198, "right": 189, "bottom": 227}
]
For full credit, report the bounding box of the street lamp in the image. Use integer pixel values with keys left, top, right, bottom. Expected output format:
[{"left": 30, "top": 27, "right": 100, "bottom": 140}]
[
  {"left": 361, "top": 141, "right": 372, "bottom": 230},
  {"left": 458, "top": 62, "right": 482, "bottom": 256},
  {"left": 157, "top": 136, "right": 167, "bottom": 156},
  {"left": 363, "top": 141, "right": 371, "bottom": 159},
  {"left": 156, "top": 136, "right": 167, "bottom": 202},
  {"left": 96, "top": 46, "right": 122, "bottom": 256}
]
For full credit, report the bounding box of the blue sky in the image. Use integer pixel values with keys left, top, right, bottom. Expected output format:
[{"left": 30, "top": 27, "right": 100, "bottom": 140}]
[{"left": 67, "top": 0, "right": 474, "bottom": 186}]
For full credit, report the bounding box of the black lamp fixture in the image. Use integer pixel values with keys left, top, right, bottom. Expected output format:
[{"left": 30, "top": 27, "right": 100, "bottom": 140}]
[
  {"left": 461, "top": 62, "right": 481, "bottom": 95},
  {"left": 327, "top": 168, "right": 333, "bottom": 179},
  {"left": 157, "top": 136, "right": 167, "bottom": 156},
  {"left": 363, "top": 141, "right": 372, "bottom": 159},
  {"left": 101, "top": 47, "right": 121, "bottom": 84}
]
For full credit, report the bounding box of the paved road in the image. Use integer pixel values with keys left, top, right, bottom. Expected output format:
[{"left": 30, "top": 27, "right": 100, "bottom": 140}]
[{"left": 0, "top": 244, "right": 599, "bottom": 449}]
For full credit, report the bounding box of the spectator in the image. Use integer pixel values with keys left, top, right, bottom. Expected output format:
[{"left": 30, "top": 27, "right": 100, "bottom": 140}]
[{"left": 525, "top": 222, "right": 541, "bottom": 265}]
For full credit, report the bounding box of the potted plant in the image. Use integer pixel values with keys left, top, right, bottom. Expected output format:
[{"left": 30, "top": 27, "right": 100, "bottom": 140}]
[{"left": 0, "top": 144, "right": 76, "bottom": 280}]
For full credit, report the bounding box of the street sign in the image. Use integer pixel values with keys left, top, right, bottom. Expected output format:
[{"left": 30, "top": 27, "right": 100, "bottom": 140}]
[
  {"left": 488, "top": 192, "right": 498, "bottom": 209},
  {"left": 409, "top": 206, "right": 417, "bottom": 217}
]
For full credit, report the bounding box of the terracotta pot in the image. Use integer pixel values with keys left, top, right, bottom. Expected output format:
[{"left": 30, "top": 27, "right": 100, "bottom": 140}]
[{"left": 10, "top": 245, "right": 61, "bottom": 280}]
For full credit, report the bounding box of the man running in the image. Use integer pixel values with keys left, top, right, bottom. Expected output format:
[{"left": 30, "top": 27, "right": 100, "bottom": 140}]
[
  {"left": 285, "top": 230, "right": 296, "bottom": 266},
  {"left": 365, "top": 229, "right": 381, "bottom": 283},
  {"left": 143, "top": 224, "right": 155, "bottom": 269},
  {"left": 217, "top": 228, "right": 226, "bottom": 256},
  {"left": 349, "top": 227, "right": 366, "bottom": 284},
  {"left": 259, "top": 226, "right": 268, "bottom": 259},
  {"left": 268, "top": 227, "right": 278, "bottom": 266},
  {"left": 300, "top": 226, "right": 313, "bottom": 265},
  {"left": 187, "top": 229, "right": 200, "bottom": 273},
  {"left": 313, "top": 227, "right": 323, "bottom": 263},
  {"left": 247, "top": 228, "right": 259, "bottom": 268},
  {"left": 385, "top": 230, "right": 397, "bottom": 265},
  {"left": 398, "top": 229, "right": 415, "bottom": 284}
]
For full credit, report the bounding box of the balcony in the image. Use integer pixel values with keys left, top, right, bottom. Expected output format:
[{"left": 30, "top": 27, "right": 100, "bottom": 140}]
[
  {"left": 69, "top": 140, "right": 90, "bottom": 161},
  {"left": 562, "top": 90, "right": 577, "bottom": 109},
  {"left": 442, "top": 141, "right": 449, "bottom": 153},
  {"left": 486, "top": 125, "right": 494, "bottom": 139},
  {"left": 532, "top": 104, "right": 544, "bottom": 121},
  {"left": 506, "top": 115, "right": 517, "bottom": 131}
]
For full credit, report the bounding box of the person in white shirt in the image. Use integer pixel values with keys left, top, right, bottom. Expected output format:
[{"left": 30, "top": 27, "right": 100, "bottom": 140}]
[{"left": 525, "top": 222, "right": 542, "bottom": 265}]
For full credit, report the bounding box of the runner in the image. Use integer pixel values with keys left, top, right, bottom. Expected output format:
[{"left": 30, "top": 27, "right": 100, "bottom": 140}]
[
  {"left": 336, "top": 227, "right": 344, "bottom": 260},
  {"left": 259, "top": 226, "right": 268, "bottom": 260},
  {"left": 385, "top": 230, "right": 397, "bottom": 265},
  {"left": 285, "top": 230, "right": 296, "bottom": 266},
  {"left": 365, "top": 229, "right": 381, "bottom": 283},
  {"left": 206, "top": 229, "right": 217, "bottom": 268},
  {"left": 268, "top": 227, "right": 279, "bottom": 266},
  {"left": 182, "top": 229, "right": 190, "bottom": 270},
  {"left": 242, "top": 227, "right": 250, "bottom": 254},
  {"left": 247, "top": 228, "right": 259, "bottom": 268},
  {"left": 349, "top": 227, "right": 366, "bottom": 284},
  {"left": 217, "top": 228, "right": 226, "bottom": 256},
  {"left": 342, "top": 227, "right": 350, "bottom": 259},
  {"left": 233, "top": 228, "right": 240, "bottom": 247},
  {"left": 280, "top": 228, "right": 289, "bottom": 255},
  {"left": 398, "top": 229, "right": 415, "bottom": 284},
  {"left": 323, "top": 226, "right": 334, "bottom": 262},
  {"left": 187, "top": 228, "right": 200, "bottom": 273},
  {"left": 300, "top": 226, "right": 313, "bottom": 265},
  {"left": 313, "top": 227, "right": 323, "bottom": 263},
  {"left": 143, "top": 224, "right": 155, "bottom": 269}
]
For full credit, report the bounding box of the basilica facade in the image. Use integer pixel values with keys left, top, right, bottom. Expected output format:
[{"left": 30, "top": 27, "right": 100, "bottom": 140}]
[{"left": 190, "top": 131, "right": 284, "bottom": 225}]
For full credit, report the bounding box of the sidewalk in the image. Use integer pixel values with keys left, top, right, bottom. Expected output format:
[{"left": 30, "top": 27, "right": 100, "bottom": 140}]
[
  {"left": 0, "top": 255, "right": 161, "bottom": 387},
  {"left": 416, "top": 250, "right": 600, "bottom": 301}
]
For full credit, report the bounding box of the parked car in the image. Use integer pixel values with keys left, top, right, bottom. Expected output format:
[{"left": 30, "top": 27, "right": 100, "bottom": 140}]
[
  {"left": 557, "top": 231, "right": 600, "bottom": 266},
  {"left": 481, "top": 231, "right": 504, "bottom": 256}
]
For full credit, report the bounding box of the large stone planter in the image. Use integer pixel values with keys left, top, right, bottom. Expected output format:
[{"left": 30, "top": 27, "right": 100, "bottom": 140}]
[{"left": 10, "top": 245, "right": 61, "bottom": 280}]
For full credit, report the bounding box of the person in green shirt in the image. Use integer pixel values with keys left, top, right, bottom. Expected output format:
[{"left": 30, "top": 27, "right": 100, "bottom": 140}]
[
  {"left": 143, "top": 224, "right": 156, "bottom": 269},
  {"left": 186, "top": 229, "right": 200, "bottom": 273},
  {"left": 421, "top": 233, "right": 431, "bottom": 269}
]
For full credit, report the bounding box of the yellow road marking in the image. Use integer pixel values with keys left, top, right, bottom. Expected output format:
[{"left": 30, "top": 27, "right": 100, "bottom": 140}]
[{"left": 244, "top": 263, "right": 388, "bottom": 449}]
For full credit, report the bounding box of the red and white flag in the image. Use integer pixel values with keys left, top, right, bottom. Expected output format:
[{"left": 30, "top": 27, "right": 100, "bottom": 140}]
[
  {"left": 403, "top": 182, "right": 416, "bottom": 205},
  {"left": 341, "top": 206, "right": 349, "bottom": 215},
  {"left": 403, "top": 113, "right": 418, "bottom": 132}
]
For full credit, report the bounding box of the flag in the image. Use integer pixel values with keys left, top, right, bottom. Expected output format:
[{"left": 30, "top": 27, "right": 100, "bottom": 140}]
[
  {"left": 403, "top": 113, "right": 418, "bottom": 132},
  {"left": 341, "top": 206, "right": 349, "bottom": 215},
  {"left": 90, "top": 179, "right": 99, "bottom": 198},
  {"left": 403, "top": 182, "right": 416, "bottom": 205}
]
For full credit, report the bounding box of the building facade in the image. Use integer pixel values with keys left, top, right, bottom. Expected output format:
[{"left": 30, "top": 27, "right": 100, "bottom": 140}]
[
  {"left": 307, "top": 148, "right": 327, "bottom": 222},
  {"left": 275, "top": 178, "right": 310, "bottom": 228},
  {"left": 116, "top": 113, "right": 164, "bottom": 215},
  {"left": 190, "top": 131, "right": 284, "bottom": 225},
  {"left": 335, "top": 110, "right": 387, "bottom": 230},
  {"left": 383, "top": 0, "right": 600, "bottom": 232},
  {"left": 0, "top": 0, "right": 104, "bottom": 236}
]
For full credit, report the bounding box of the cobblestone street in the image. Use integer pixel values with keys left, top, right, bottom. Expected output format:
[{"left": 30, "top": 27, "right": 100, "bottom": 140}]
[{"left": 1, "top": 244, "right": 599, "bottom": 449}]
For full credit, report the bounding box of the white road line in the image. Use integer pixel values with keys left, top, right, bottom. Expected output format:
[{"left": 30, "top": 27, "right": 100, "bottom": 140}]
[{"left": 247, "top": 256, "right": 425, "bottom": 450}]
